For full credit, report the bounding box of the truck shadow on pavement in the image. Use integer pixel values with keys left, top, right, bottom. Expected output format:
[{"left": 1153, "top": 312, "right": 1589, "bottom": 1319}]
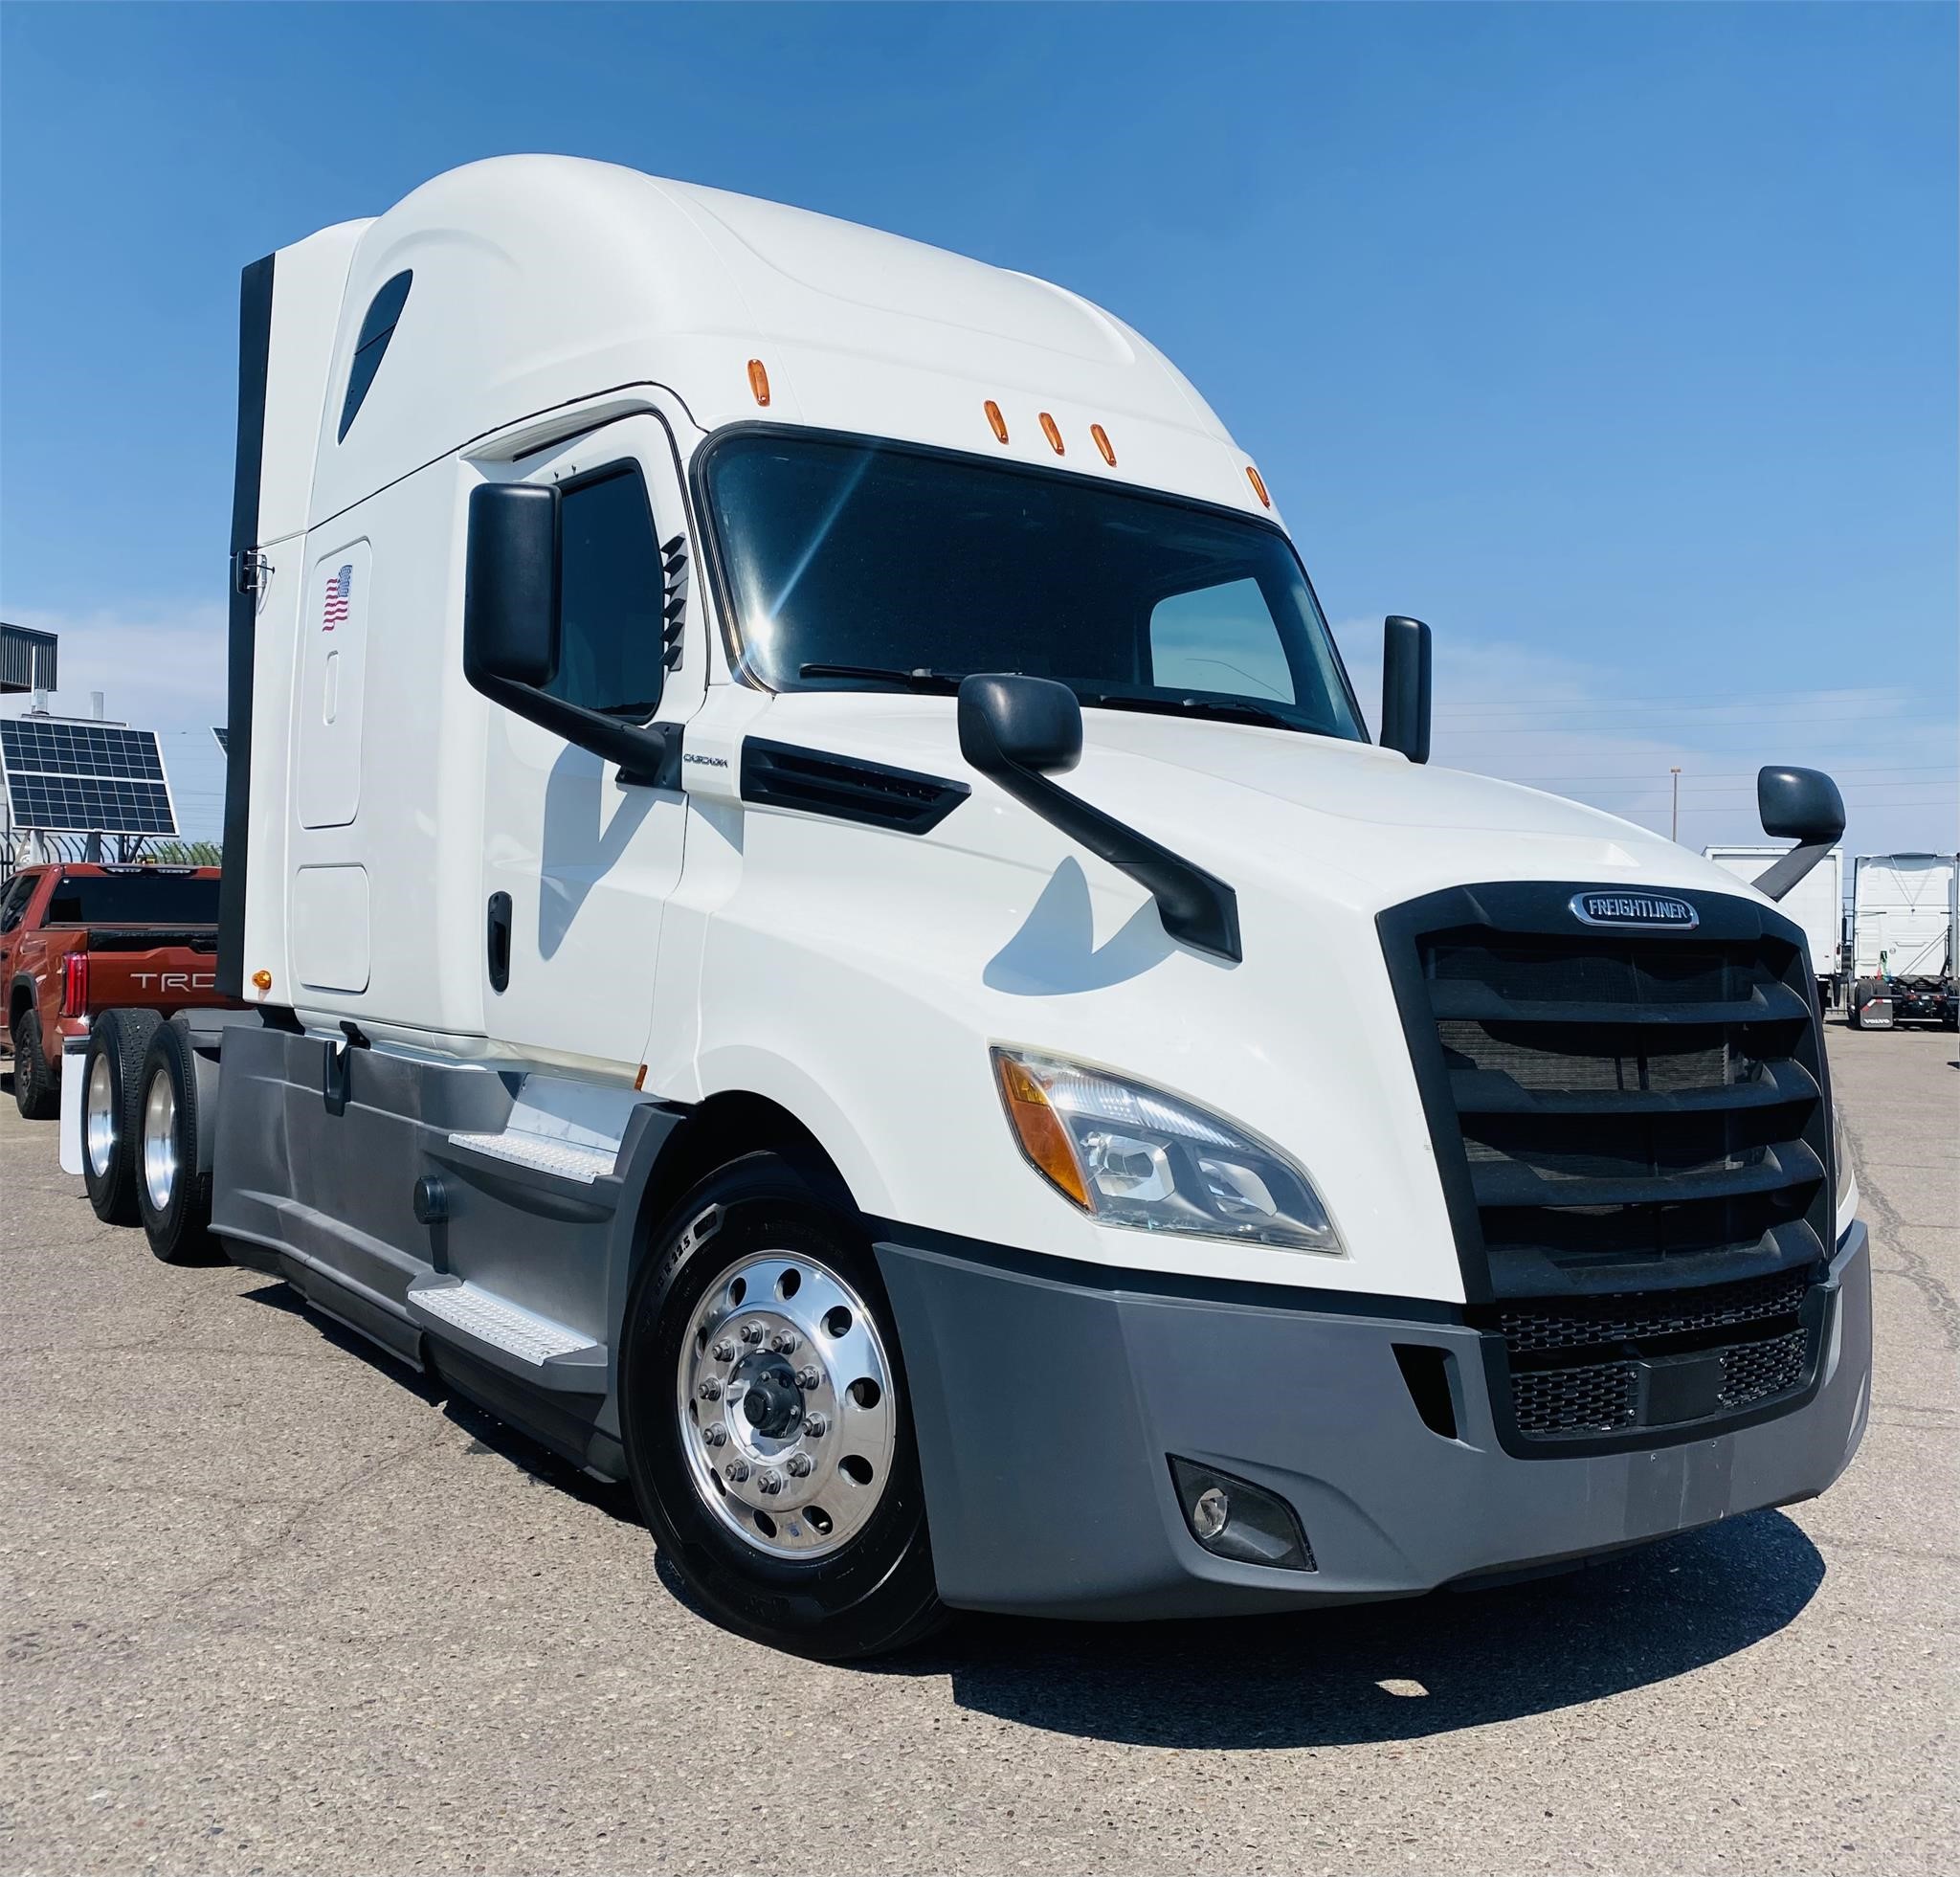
[{"left": 898, "top": 1510, "right": 1825, "bottom": 1746}]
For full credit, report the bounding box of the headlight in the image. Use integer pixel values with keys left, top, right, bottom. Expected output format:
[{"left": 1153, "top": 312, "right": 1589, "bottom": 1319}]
[{"left": 991, "top": 1048, "right": 1343, "bottom": 1256}]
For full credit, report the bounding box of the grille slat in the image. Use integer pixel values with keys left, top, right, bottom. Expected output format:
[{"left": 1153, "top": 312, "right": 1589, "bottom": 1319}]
[{"left": 1379, "top": 883, "right": 1835, "bottom": 1451}]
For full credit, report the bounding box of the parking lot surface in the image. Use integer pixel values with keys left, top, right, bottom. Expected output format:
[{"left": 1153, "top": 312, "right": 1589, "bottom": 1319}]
[{"left": 1, "top": 1020, "right": 1954, "bottom": 1876}]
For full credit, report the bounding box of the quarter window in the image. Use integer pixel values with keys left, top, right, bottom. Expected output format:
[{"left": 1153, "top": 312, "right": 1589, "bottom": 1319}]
[
  {"left": 337, "top": 271, "right": 412, "bottom": 442},
  {"left": 546, "top": 464, "right": 667, "bottom": 719},
  {"left": 1149, "top": 578, "right": 1297, "bottom": 704}
]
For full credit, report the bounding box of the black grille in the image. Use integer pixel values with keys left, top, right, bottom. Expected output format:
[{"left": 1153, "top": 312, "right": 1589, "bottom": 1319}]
[
  {"left": 1498, "top": 1267, "right": 1810, "bottom": 1354},
  {"left": 1513, "top": 1360, "right": 1637, "bottom": 1437},
  {"left": 1380, "top": 883, "right": 1836, "bottom": 1453},
  {"left": 740, "top": 738, "right": 969, "bottom": 835},
  {"left": 1720, "top": 1329, "right": 1808, "bottom": 1407}
]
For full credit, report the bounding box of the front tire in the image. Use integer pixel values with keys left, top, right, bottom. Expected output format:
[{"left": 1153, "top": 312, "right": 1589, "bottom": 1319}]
[
  {"left": 133, "top": 1022, "right": 219, "bottom": 1265},
  {"left": 620, "top": 1151, "right": 945, "bottom": 1661},
  {"left": 81, "top": 1009, "right": 162, "bottom": 1222}
]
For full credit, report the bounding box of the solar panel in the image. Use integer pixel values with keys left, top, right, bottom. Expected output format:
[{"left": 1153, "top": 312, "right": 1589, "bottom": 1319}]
[
  {"left": 0, "top": 718, "right": 179, "bottom": 836},
  {"left": 212, "top": 726, "right": 229, "bottom": 754}
]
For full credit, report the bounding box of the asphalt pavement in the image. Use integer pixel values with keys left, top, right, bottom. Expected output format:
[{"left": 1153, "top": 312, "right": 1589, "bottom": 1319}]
[{"left": 2, "top": 1019, "right": 1954, "bottom": 1875}]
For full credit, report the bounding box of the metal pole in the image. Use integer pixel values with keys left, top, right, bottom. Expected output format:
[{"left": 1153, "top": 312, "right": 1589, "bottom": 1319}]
[{"left": 1670, "top": 766, "right": 1682, "bottom": 841}]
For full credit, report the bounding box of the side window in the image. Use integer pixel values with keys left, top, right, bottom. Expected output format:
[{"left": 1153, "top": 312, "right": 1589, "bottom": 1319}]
[
  {"left": 1148, "top": 578, "right": 1297, "bottom": 704},
  {"left": 0, "top": 874, "right": 34, "bottom": 933},
  {"left": 546, "top": 463, "right": 667, "bottom": 719},
  {"left": 337, "top": 271, "right": 412, "bottom": 442}
]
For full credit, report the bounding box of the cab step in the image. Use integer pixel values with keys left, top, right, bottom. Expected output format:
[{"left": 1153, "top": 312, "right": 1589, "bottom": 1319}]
[{"left": 406, "top": 1276, "right": 606, "bottom": 1388}]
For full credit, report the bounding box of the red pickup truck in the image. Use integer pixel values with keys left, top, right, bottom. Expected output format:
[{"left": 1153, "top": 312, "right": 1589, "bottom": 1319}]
[{"left": 0, "top": 863, "right": 234, "bottom": 1118}]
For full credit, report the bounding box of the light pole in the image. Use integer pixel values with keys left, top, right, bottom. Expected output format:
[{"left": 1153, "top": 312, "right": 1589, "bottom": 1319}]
[{"left": 1670, "top": 766, "right": 1682, "bottom": 842}]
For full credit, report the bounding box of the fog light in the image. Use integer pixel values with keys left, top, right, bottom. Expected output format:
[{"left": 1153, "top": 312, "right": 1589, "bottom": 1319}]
[
  {"left": 1192, "top": 1486, "right": 1230, "bottom": 1540},
  {"left": 1169, "top": 1456, "right": 1316, "bottom": 1572}
]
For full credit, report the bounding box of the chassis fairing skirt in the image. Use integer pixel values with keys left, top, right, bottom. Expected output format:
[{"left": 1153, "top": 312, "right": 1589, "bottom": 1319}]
[{"left": 875, "top": 1221, "right": 1870, "bottom": 1620}]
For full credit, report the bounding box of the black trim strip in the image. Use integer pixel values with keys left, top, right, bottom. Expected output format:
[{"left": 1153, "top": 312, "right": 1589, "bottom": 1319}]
[
  {"left": 741, "top": 737, "right": 969, "bottom": 835},
  {"left": 867, "top": 1215, "right": 1466, "bottom": 1325},
  {"left": 216, "top": 254, "right": 275, "bottom": 1002}
]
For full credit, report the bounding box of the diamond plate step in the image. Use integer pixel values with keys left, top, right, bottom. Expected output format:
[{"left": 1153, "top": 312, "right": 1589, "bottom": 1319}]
[
  {"left": 409, "top": 1280, "right": 595, "bottom": 1367},
  {"left": 445, "top": 1128, "right": 618, "bottom": 1183}
]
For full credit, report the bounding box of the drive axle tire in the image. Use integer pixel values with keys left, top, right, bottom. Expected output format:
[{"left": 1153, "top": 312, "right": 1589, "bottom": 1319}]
[
  {"left": 81, "top": 1009, "right": 162, "bottom": 1223},
  {"left": 11, "top": 1008, "right": 57, "bottom": 1120},
  {"left": 619, "top": 1151, "right": 947, "bottom": 1662},
  {"left": 133, "top": 1022, "right": 220, "bottom": 1265}
]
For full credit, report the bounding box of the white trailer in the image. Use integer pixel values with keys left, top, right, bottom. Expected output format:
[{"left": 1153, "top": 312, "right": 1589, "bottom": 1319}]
[
  {"left": 66, "top": 158, "right": 1872, "bottom": 1658},
  {"left": 1846, "top": 853, "right": 1958, "bottom": 1030},
  {"left": 1704, "top": 843, "right": 1841, "bottom": 1004}
]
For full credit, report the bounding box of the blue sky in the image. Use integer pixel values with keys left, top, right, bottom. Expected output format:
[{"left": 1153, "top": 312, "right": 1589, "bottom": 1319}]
[{"left": 3, "top": 2, "right": 1954, "bottom": 856}]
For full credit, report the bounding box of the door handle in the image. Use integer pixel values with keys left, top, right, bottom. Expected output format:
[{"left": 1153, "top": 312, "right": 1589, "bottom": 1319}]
[{"left": 486, "top": 892, "right": 512, "bottom": 993}]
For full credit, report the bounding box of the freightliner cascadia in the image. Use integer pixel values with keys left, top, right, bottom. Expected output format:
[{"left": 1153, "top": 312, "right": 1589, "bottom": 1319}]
[{"left": 70, "top": 158, "right": 1868, "bottom": 1658}]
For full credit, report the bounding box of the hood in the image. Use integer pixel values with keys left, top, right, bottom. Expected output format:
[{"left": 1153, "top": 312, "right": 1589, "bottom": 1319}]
[{"left": 741, "top": 689, "right": 1764, "bottom": 918}]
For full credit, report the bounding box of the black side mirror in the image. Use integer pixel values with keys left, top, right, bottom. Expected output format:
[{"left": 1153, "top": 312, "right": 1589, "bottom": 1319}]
[
  {"left": 957, "top": 673, "right": 1240, "bottom": 962},
  {"left": 1751, "top": 766, "right": 1844, "bottom": 903},
  {"left": 1380, "top": 615, "right": 1432, "bottom": 764},
  {"left": 462, "top": 480, "right": 676, "bottom": 788},
  {"left": 463, "top": 482, "right": 560, "bottom": 688},
  {"left": 957, "top": 674, "right": 1082, "bottom": 777}
]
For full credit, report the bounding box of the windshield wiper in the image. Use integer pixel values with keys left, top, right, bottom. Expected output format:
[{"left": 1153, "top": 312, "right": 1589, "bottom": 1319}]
[
  {"left": 798, "top": 662, "right": 969, "bottom": 693},
  {"left": 1078, "top": 690, "right": 1300, "bottom": 732}
]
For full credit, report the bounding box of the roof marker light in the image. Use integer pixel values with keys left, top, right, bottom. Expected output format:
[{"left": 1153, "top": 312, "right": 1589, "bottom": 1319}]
[
  {"left": 1039, "top": 413, "right": 1065, "bottom": 456},
  {"left": 747, "top": 359, "right": 771, "bottom": 408},
  {"left": 1246, "top": 464, "right": 1271, "bottom": 508},
  {"left": 984, "top": 399, "right": 1009, "bottom": 443},
  {"left": 1090, "top": 423, "right": 1116, "bottom": 467}
]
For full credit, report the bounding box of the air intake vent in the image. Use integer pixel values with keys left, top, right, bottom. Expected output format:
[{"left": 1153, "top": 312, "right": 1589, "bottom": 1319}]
[
  {"left": 1379, "top": 881, "right": 1836, "bottom": 1454},
  {"left": 741, "top": 738, "right": 969, "bottom": 836}
]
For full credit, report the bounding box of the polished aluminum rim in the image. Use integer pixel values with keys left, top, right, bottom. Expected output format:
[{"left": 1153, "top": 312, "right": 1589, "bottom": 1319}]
[
  {"left": 677, "top": 1251, "right": 897, "bottom": 1559},
  {"left": 85, "top": 1053, "right": 118, "bottom": 1178},
  {"left": 141, "top": 1068, "right": 178, "bottom": 1212}
]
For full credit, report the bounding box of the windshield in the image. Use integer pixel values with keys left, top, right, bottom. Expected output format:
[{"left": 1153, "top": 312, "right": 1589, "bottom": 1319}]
[{"left": 702, "top": 433, "right": 1366, "bottom": 741}]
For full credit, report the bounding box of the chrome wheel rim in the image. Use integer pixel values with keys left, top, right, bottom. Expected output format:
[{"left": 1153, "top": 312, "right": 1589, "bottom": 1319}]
[
  {"left": 141, "top": 1068, "right": 178, "bottom": 1212},
  {"left": 85, "top": 1054, "right": 118, "bottom": 1178},
  {"left": 677, "top": 1251, "right": 897, "bottom": 1560}
]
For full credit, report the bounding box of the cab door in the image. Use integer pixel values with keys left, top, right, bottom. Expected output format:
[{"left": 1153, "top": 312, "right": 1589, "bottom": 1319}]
[{"left": 477, "top": 414, "right": 699, "bottom": 1074}]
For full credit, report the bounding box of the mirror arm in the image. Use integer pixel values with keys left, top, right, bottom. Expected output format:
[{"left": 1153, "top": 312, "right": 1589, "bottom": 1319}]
[
  {"left": 984, "top": 760, "right": 1242, "bottom": 963},
  {"left": 469, "top": 671, "right": 682, "bottom": 790},
  {"left": 1751, "top": 839, "right": 1832, "bottom": 905}
]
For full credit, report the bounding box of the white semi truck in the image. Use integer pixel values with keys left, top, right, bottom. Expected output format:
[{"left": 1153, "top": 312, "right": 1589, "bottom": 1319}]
[
  {"left": 68, "top": 158, "right": 1870, "bottom": 1658},
  {"left": 1844, "top": 852, "right": 1958, "bottom": 1031}
]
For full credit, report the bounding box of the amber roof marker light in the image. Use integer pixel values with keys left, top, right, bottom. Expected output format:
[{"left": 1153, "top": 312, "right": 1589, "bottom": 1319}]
[
  {"left": 1090, "top": 423, "right": 1116, "bottom": 467},
  {"left": 984, "top": 399, "right": 1009, "bottom": 443},
  {"left": 1246, "top": 464, "right": 1271, "bottom": 508},
  {"left": 1038, "top": 412, "right": 1065, "bottom": 456},
  {"left": 747, "top": 359, "right": 771, "bottom": 407}
]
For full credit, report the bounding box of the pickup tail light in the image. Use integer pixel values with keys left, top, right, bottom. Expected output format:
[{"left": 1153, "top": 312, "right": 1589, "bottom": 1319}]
[{"left": 60, "top": 951, "right": 89, "bottom": 1019}]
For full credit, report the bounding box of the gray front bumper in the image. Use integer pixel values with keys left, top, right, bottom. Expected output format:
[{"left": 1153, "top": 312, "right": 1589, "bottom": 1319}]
[{"left": 877, "top": 1221, "right": 1871, "bottom": 1620}]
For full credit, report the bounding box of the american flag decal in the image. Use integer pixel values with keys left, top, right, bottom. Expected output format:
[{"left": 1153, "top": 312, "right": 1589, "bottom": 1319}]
[{"left": 323, "top": 564, "right": 353, "bottom": 629}]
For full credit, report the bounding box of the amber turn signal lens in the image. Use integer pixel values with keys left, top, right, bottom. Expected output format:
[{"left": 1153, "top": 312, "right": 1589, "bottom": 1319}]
[
  {"left": 747, "top": 359, "right": 771, "bottom": 407},
  {"left": 984, "top": 399, "right": 1009, "bottom": 443},
  {"left": 993, "top": 1051, "right": 1090, "bottom": 1210},
  {"left": 1245, "top": 464, "right": 1271, "bottom": 508},
  {"left": 251, "top": 969, "right": 273, "bottom": 993},
  {"left": 1090, "top": 423, "right": 1116, "bottom": 466},
  {"left": 1038, "top": 412, "right": 1065, "bottom": 455}
]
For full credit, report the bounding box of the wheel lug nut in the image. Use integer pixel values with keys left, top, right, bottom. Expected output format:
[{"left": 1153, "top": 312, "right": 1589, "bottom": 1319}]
[
  {"left": 802, "top": 1413, "right": 828, "bottom": 1439},
  {"left": 702, "top": 1422, "right": 728, "bottom": 1448},
  {"left": 770, "top": 1330, "right": 799, "bottom": 1355},
  {"left": 795, "top": 1366, "right": 820, "bottom": 1391},
  {"left": 725, "top": 1460, "right": 750, "bottom": 1483},
  {"left": 786, "top": 1453, "right": 813, "bottom": 1478},
  {"left": 711, "top": 1339, "right": 737, "bottom": 1363},
  {"left": 757, "top": 1469, "right": 784, "bottom": 1496},
  {"left": 697, "top": 1377, "right": 723, "bottom": 1401},
  {"left": 739, "top": 1321, "right": 765, "bottom": 1345}
]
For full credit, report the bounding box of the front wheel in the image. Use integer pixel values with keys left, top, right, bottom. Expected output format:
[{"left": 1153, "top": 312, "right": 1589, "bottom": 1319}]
[{"left": 619, "top": 1151, "right": 945, "bottom": 1661}]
